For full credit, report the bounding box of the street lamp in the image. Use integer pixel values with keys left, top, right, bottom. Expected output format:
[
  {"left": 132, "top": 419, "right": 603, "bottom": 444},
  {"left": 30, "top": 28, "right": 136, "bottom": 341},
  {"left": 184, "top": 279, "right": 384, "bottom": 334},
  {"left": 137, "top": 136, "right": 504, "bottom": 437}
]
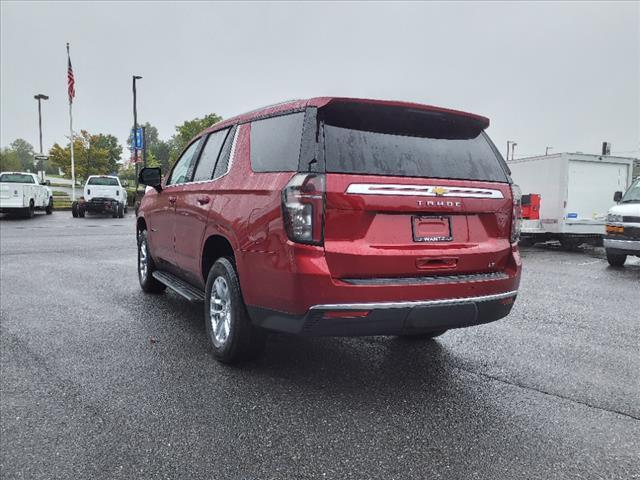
[
  {"left": 511, "top": 142, "right": 518, "bottom": 161},
  {"left": 507, "top": 140, "right": 515, "bottom": 161},
  {"left": 132, "top": 75, "right": 142, "bottom": 189},
  {"left": 34, "top": 94, "right": 49, "bottom": 181},
  {"left": 545, "top": 146, "right": 553, "bottom": 156}
]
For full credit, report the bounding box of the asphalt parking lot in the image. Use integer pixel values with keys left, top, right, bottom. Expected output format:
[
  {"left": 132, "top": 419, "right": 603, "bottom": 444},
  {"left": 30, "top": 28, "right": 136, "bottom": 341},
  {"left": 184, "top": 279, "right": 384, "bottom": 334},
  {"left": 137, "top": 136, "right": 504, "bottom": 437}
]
[{"left": 1, "top": 212, "right": 639, "bottom": 480}]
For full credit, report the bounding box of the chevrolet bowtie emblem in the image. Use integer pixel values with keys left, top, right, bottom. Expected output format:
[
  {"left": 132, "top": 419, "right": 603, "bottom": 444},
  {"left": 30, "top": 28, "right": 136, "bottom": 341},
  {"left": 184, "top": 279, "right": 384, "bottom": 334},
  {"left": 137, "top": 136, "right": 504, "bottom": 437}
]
[{"left": 432, "top": 186, "right": 447, "bottom": 196}]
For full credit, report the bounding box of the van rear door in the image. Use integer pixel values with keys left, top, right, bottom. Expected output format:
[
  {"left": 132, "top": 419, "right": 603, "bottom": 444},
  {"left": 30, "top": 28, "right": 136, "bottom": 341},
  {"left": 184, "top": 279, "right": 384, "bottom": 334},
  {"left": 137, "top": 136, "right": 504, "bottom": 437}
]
[{"left": 318, "top": 102, "right": 514, "bottom": 281}]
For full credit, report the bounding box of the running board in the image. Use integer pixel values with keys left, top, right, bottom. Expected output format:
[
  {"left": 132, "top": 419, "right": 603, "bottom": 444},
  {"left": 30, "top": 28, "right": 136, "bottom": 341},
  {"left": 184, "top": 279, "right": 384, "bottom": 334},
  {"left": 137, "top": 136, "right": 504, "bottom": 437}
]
[{"left": 152, "top": 271, "right": 205, "bottom": 302}]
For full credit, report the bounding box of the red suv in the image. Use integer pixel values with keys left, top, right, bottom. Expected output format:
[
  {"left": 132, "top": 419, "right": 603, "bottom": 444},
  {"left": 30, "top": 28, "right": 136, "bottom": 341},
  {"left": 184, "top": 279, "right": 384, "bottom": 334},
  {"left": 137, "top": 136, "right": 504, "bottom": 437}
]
[{"left": 137, "top": 98, "right": 522, "bottom": 363}]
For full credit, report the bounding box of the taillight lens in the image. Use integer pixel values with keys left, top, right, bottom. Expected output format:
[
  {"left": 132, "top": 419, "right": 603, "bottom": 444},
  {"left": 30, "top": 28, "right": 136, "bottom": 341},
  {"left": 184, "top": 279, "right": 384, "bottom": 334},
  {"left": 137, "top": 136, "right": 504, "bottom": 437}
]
[
  {"left": 87, "top": 189, "right": 91, "bottom": 195},
  {"left": 282, "top": 173, "right": 325, "bottom": 245},
  {"left": 510, "top": 184, "right": 522, "bottom": 244}
]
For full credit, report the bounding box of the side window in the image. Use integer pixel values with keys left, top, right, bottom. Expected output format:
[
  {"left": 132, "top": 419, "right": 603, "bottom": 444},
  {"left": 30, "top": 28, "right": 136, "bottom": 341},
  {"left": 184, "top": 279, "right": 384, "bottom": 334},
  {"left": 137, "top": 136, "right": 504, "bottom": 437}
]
[
  {"left": 213, "top": 126, "right": 237, "bottom": 179},
  {"left": 250, "top": 112, "right": 305, "bottom": 172},
  {"left": 193, "top": 129, "right": 229, "bottom": 182},
  {"left": 167, "top": 140, "right": 200, "bottom": 185}
]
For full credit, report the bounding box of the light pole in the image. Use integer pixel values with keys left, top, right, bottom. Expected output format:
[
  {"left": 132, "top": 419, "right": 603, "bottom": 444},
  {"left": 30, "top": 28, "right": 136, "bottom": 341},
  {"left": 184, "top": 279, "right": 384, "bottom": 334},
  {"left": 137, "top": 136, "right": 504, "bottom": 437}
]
[
  {"left": 506, "top": 141, "right": 514, "bottom": 161},
  {"left": 132, "top": 75, "right": 142, "bottom": 189},
  {"left": 511, "top": 142, "right": 518, "bottom": 161},
  {"left": 34, "top": 94, "right": 49, "bottom": 181},
  {"left": 545, "top": 146, "right": 552, "bottom": 156}
]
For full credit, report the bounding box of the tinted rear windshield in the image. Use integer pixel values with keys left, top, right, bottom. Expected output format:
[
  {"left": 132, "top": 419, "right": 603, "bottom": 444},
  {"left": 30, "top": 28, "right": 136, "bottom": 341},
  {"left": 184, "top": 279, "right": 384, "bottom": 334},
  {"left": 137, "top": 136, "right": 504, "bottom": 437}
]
[
  {"left": 321, "top": 103, "right": 509, "bottom": 182},
  {"left": 0, "top": 174, "right": 34, "bottom": 183},
  {"left": 87, "top": 177, "right": 118, "bottom": 186}
]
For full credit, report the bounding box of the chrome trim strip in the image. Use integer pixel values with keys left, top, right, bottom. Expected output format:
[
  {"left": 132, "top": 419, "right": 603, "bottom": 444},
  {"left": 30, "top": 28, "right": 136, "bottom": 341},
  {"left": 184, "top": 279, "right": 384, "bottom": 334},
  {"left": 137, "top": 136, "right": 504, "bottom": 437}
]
[
  {"left": 346, "top": 183, "right": 504, "bottom": 199},
  {"left": 309, "top": 290, "right": 518, "bottom": 311}
]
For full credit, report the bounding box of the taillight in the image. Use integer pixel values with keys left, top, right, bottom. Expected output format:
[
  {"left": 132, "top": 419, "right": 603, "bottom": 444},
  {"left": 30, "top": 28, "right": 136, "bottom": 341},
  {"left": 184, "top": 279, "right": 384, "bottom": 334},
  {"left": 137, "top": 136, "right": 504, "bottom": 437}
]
[
  {"left": 282, "top": 173, "right": 325, "bottom": 245},
  {"left": 510, "top": 184, "right": 522, "bottom": 244},
  {"left": 116, "top": 190, "right": 120, "bottom": 196},
  {"left": 87, "top": 189, "right": 91, "bottom": 195}
]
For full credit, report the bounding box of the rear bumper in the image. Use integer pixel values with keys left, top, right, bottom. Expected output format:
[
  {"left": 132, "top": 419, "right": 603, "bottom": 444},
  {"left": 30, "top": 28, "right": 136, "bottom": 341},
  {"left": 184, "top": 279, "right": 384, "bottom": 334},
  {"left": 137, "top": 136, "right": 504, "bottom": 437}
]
[
  {"left": 604, "top": 237, "right": 640, "bottom": 254},
  {"left": 248, "top": 290, "right": 518, "bottom": 336},
  {"left": 83, "top": 198, "right": 119, "bottom": 212}
]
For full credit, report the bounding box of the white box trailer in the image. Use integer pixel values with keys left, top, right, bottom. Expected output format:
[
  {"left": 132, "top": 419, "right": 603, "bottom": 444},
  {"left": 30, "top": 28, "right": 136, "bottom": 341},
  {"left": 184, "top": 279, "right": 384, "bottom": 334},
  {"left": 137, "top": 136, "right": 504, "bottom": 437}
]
[{"left": 507, "top": 153, "right": 635, "bottom": 248}]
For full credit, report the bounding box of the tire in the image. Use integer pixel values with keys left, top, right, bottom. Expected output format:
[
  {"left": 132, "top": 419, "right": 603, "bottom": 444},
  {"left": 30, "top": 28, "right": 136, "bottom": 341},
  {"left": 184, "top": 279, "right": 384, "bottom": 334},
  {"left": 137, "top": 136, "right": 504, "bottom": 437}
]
[
  {"left": 204, "top": 257, "right": 267, "bottom": 364},
  {"left": 111, "top": 204, "right": 118, "bottom": 218},
  {"left": 78, "top": 205, "right": 85, "bottom": 218},
  {"left": 399, "top": 329, "right": 448, "bottom": 340},
  {"left": 137, "top": 230, "right": 166, "bottom": 293},
  {"left": 124, "top": 205, "right": 129, "bottom": 214},
  {"left": 24, "top": 201, "right": 35, "bottom": 218},
  {"left": 606, "top": 250, "right": 627, "bottom": 267},
  {"left": 45, "top": 197, "right": 53, "bottom": 215},
  {"left": 72, "top": 201, "right": 78, "bottom": 218},
  {"left": 560, "top": 238, "right": 580, "bottom": 251},
  {"left": 117, "top": 203, "right": 124, "bottom": 218}
]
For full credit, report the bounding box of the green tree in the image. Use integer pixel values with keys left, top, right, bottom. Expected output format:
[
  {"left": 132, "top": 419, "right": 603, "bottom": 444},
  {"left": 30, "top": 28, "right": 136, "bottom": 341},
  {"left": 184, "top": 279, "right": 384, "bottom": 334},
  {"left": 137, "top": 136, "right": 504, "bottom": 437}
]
[
  {"left": 49, "top": 130, "right": 123, "bottom": 181},
  {"left": 0, "top": 147, "right": 22, "bottom": 171},
  {"left": 169, "top": 113, "right": 222, "bottom": 165},
  {"left": 91, "top": 133, "right": 122, "bottom": 174},
  {"left": 9, "top": 139, "right": 35, "bottom": 171}
]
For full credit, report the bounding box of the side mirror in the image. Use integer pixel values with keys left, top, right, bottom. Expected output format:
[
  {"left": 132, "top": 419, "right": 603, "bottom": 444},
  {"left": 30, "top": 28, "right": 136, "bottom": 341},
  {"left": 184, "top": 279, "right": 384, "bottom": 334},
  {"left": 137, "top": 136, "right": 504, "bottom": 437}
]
[
  {"left": 139, "top": 167, "right": 162, "bottom": 192},
  {"left": 613, "top": 191, "right": 623, "bottom": 202}
]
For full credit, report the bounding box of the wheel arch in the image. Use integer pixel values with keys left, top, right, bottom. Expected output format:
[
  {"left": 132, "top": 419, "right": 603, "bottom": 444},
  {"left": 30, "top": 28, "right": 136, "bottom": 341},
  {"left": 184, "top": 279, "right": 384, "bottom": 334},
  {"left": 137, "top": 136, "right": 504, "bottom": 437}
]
[
  {"left": 201, "top": 234, "right": 236, "bottom": 283},
  {"left": 136, "top": 216, "right": 147, "bottom": 240}
]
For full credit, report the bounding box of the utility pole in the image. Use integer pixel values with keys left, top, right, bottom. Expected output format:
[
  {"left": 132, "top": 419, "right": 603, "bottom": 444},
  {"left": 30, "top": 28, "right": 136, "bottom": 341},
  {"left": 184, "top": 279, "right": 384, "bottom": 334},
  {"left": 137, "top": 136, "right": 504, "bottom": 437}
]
[
  {"left": 132, "top": 75, "right": 142, "bottom": 190},
  {"left": 34, "top": 94, "right": 49, "bottom": 181}
]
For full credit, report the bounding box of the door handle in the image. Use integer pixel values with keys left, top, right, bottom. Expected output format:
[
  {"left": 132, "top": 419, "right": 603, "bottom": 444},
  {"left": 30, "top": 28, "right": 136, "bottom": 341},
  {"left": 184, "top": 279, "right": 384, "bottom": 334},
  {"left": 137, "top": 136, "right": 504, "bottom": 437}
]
[
  {"left": 197, "top": 196, "right": 210, "bottom": 205},
  {"left": 168, "top": 196, "right": 177, "bottom": 204}
]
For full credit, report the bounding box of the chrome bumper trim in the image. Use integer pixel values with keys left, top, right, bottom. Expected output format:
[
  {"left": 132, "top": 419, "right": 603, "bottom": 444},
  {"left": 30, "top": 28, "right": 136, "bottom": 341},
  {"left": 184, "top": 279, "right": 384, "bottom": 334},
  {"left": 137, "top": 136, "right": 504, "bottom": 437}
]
[{"left": 309, "top": 290, "right": 518, "bottom": 311}]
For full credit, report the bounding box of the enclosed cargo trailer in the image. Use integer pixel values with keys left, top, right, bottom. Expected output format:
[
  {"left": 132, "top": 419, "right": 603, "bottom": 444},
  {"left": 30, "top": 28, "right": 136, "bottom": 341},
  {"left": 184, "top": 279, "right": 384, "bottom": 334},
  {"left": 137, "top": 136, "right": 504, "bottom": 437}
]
[{"left": 507, "top": 153, "right": 635, "bottom": 248}]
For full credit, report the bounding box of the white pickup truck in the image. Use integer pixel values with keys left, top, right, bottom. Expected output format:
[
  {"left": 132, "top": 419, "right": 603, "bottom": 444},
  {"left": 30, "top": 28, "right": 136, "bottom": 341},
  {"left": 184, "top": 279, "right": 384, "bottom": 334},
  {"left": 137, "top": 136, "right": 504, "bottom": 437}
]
[
  {"left": 604, "top": 178, "right": 640, "bottom": 266},
  {"left": 0, "top": 172, "right": 53, "bottom": 218},
  {"left": 72, "top": 175, "right": 127, "bottom": 218}
]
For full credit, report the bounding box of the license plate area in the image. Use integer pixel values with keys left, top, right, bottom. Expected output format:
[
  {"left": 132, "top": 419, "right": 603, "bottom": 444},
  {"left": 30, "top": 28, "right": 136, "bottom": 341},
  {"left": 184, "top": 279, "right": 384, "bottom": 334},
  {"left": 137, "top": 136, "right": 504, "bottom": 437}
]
[{"left": 412, "top": 215, "right": 452, "bottom": 242}]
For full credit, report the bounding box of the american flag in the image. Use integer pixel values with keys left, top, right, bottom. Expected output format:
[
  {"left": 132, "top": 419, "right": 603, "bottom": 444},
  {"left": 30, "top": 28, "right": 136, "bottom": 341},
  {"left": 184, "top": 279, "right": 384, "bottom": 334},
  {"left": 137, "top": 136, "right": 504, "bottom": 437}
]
[{"left": 67, "top": 43, "right": 75, "bottom": 103}]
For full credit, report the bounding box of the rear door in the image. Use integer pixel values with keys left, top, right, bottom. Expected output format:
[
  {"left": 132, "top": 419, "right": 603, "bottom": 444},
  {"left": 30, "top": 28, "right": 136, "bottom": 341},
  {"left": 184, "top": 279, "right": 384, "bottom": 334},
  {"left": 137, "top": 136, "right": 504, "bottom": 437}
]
[
  {"left": 173, "top": 127, "right": 234, "bottom": 285},
  {"left": 566, "top": 160, "right": 629, "bottom": 222},
  {"left": 319, "top": 106, "right": 513, "bottom": 281}
]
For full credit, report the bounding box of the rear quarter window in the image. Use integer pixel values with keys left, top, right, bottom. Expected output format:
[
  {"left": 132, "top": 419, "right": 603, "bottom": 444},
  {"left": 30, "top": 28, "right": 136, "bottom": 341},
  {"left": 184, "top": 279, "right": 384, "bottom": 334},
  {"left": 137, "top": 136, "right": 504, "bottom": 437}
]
[{"left": 250, "top": 112, "right": 305, "bottom": 172}]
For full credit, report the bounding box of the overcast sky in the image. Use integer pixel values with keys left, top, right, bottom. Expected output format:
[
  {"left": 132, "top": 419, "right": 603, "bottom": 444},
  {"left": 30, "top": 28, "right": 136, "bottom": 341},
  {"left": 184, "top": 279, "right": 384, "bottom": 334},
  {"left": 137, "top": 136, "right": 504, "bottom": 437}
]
[{"left": 1, "top": 1, "right": 638, "bottom": 161}]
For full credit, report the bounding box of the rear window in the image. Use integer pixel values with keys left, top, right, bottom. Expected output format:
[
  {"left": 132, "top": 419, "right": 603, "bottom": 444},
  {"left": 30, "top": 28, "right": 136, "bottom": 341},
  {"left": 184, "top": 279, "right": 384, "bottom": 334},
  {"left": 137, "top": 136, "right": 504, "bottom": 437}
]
[
  {"left": 87, "top": 177, "right": 118, "bottom": 186},
  {"left": 324, "top": 126, "right": 508, "bottom": 182},
  {"left": 0, "top": 174, "right": 34, "bottom": 184},
  {"left": 320, "top": 102, "right": 508, "bottom": 182},
  {"left": 250, "top": 112, "right": 305, "bottom": 172}
]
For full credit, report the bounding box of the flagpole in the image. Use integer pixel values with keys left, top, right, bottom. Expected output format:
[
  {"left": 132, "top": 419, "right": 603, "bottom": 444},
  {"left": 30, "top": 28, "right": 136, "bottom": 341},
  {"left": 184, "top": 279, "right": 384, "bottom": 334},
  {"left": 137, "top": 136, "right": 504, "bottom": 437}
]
[{"left": 67, "top": 43, "right": 76, "bottom": 201}]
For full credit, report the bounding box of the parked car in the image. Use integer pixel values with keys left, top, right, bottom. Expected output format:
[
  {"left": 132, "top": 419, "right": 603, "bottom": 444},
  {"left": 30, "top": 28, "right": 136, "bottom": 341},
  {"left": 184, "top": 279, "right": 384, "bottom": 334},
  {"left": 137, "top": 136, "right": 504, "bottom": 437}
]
[
  {"left": 0, "top": 171, "right": 52, "bottom": 218},
  {"left": 136, "top": 97, "right": 522, "bottom": 363},
  {"left": 604, "top": 178, "right": 640, "bottom": 266},
  {"left": 72, "top": 175, "right": 127, "bottom": 218}
]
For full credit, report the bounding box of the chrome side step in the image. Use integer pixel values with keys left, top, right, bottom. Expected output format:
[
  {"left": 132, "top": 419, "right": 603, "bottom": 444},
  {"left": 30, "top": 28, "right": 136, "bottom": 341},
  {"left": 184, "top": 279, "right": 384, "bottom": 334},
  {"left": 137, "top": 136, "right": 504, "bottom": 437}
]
[{"left": 152, "top": 271, "right": 205, "bottom": 302}]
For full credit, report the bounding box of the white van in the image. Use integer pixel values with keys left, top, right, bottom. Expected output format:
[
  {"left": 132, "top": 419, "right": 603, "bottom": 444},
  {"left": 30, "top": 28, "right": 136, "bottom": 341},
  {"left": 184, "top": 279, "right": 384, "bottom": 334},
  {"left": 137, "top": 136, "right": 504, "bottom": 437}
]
[{"left": 604, "top": 178, "right": 640, "bottom": 266}]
